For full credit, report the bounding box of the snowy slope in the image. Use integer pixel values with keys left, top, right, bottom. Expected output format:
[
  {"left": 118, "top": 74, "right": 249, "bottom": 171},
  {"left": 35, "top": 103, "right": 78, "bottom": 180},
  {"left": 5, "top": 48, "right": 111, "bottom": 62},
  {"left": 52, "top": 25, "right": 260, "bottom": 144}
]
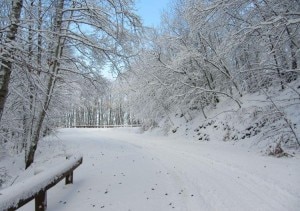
[
  {"left": 12, "top": 128, "right": 300, "bottom": 211},
  {"left": 156, "top": 84, "right": 300, "bottom": 155}
]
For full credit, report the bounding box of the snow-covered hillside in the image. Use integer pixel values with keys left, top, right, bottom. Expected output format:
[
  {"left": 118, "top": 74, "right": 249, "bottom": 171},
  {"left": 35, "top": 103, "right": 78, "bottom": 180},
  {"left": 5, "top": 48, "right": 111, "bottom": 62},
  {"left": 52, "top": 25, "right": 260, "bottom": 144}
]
[
  {"left": 1, "top": 127, "right": 299, "bottom": 211},
  {"left": 151, "top": 84, "right": 300, "bottom": 156}
]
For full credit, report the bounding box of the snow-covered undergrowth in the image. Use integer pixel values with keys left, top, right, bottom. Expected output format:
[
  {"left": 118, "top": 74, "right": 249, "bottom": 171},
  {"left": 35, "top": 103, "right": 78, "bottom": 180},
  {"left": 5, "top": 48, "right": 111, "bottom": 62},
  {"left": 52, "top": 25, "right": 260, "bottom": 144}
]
[{"left": 150, "top": 83, "right": 300, "bottom": 156}]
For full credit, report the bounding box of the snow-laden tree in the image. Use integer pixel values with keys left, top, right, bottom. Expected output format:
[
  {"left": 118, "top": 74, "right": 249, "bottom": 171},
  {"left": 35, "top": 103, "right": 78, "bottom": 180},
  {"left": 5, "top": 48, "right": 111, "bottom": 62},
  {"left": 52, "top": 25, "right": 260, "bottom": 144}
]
[
  {"left": 122, "top": 0, "right": 299, "bottom": 141},
  {"left": 0, "top": 0, "right": 142, "bottom": 168}
]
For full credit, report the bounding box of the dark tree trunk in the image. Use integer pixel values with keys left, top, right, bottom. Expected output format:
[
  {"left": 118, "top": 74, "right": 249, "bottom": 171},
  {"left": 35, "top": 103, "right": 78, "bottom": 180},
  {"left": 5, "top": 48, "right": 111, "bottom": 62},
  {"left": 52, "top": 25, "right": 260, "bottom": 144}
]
[{"left": 0, "top": 0, "right": 23, "bottom": 121}]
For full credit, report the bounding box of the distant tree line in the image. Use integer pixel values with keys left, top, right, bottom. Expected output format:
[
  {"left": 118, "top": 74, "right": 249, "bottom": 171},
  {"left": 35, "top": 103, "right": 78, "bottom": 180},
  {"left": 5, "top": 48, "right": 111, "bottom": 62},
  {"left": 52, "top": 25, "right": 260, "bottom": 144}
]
[{"left": 62, "top": 84, "right": 137, "bottom": 127}]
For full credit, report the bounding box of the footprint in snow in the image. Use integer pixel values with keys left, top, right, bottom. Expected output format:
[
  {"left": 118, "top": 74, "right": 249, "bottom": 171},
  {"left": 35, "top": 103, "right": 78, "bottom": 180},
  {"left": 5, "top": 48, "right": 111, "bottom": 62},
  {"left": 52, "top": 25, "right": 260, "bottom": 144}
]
[{"left": 169, "top": 202, "right": 175, "bottom": 208}]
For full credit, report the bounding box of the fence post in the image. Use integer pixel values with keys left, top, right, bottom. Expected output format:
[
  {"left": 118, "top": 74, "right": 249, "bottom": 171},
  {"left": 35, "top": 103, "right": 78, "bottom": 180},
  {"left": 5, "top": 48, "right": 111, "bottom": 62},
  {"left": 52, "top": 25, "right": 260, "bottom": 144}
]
[
  {"left": 65, "top": 155, "right": 73, "bottom": 184},
  {"left": 65, "top": 172, "right": 73, "bottom": 184},
  {"left": 35, "top": 190, "right": 47, "bottom": 211}
]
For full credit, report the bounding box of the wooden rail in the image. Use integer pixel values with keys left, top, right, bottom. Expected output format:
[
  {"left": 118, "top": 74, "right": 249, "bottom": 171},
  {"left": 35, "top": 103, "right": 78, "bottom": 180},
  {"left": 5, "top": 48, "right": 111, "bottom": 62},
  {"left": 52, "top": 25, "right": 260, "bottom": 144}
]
[
  {"left": 69, "top": 124, "right": 141, "bottom": 128},
  {"left": 0, "top": 155, "right": 83, "bottom": 211}
]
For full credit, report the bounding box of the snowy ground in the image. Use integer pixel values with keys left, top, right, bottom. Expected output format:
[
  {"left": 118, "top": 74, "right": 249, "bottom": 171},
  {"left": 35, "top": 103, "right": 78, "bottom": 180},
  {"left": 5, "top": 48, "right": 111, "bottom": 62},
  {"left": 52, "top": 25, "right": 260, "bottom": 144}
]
[{"left": 11, "top": 127, "right": 300, "bottom": 211}]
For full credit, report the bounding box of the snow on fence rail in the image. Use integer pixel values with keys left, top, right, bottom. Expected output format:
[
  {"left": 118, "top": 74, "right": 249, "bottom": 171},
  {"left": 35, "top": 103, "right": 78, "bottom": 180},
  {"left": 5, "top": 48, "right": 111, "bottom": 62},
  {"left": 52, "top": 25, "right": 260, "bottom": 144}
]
[
  {"left": 0, "top": 155, "right": 83, "bottom": 211},
  {"left": 69, "top": 124, "right": 141, "bottom": 128}
]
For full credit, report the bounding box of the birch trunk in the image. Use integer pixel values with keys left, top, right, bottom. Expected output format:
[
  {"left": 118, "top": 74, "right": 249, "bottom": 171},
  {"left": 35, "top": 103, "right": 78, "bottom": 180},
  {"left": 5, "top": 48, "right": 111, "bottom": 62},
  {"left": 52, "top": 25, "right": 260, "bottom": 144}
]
[{"left": 0, "top": 0, "right": 23, "bottom": 121}]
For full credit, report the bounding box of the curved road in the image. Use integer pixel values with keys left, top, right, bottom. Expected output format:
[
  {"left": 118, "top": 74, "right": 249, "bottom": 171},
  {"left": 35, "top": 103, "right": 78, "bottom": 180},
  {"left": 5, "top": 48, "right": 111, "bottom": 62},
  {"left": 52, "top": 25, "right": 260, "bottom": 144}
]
[{"left": 21, "top": 128, "right": 300, "bottom": 211}]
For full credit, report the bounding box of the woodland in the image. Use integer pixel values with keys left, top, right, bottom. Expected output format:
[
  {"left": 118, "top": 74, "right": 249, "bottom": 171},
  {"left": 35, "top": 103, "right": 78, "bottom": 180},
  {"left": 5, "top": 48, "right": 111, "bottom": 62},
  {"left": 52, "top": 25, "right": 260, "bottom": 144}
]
[{"left": 0, "top": 0, "right": 299, "bottom": 169}]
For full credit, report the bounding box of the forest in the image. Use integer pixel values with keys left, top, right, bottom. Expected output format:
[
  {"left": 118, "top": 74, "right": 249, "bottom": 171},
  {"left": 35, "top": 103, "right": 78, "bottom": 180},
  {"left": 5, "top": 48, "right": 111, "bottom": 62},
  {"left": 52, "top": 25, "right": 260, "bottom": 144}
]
[{"left": 0, "top": 0, "right": 299, "bottom": 170}]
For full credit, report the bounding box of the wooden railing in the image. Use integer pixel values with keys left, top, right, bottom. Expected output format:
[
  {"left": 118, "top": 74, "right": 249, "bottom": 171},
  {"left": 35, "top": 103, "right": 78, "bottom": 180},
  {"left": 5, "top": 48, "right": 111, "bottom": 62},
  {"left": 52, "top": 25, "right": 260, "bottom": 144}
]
[
  {"left": 69, "top": 124, "right": 141, "bottom": 128},
  {"left": 0, "top": 155, "right": 83, "bottom": 211}
]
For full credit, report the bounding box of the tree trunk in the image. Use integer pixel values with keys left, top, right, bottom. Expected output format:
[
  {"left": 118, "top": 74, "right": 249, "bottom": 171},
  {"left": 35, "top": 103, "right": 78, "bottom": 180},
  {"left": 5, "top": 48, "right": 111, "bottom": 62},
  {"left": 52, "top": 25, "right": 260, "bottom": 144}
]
[
  {"left": 25, "top": 0, "right": 65, "bottom": 169},
  {"left": 0, "top": 0, "right": 23, "bottom": 121},
  {"left": 37, "top": 0, "right": 42, "bottom": 71}
]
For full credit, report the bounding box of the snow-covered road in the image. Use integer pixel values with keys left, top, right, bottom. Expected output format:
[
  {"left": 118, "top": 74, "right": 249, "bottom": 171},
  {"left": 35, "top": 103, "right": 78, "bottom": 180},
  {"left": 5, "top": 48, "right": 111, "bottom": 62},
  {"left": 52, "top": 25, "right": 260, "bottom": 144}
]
[{"left": 20, "top": 128, "right": 300, "bottom": 211}]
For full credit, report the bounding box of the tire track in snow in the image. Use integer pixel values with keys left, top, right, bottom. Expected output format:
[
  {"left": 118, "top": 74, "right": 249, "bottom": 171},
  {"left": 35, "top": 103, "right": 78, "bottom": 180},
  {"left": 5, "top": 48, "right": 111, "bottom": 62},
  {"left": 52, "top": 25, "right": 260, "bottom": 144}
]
[{"left": 145, "top": 144, "right": 299, "bottom": 211}]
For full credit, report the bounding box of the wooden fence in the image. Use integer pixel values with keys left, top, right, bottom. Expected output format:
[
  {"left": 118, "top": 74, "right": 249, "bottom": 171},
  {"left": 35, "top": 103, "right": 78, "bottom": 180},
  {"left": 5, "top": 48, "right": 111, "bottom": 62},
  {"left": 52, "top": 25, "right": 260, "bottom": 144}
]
[{"left": 0, "top": 155, "right": 83, "bottom": 211}]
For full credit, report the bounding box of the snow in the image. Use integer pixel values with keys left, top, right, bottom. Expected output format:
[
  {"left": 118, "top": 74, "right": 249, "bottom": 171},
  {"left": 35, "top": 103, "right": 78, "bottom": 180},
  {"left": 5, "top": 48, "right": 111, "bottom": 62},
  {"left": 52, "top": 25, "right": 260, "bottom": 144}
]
[
  {"left": 0, "top": 155, "right": 82, "bottom": 210},
  {"left": 161, "top": 85, "right": 300, "bottom": 153},
  {"left": 6, "top": 127, "right": 299, "bottom": 211}
]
